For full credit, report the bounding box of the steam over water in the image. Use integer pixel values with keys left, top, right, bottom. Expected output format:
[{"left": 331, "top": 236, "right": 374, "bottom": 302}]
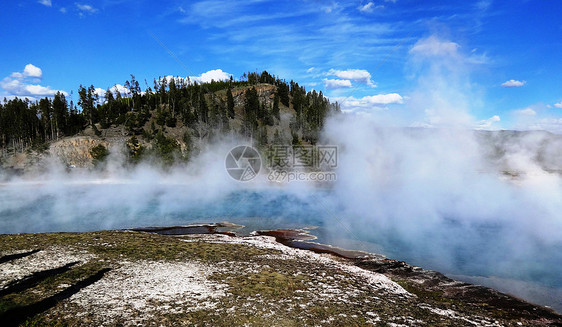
[{"left": 1, "top": 120, "right": 562, "bottom": 313}]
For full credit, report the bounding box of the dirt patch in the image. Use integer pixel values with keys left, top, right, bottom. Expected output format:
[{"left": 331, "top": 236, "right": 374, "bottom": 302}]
[{"left": 66, "top": 260, "right": 227, "bottom": 325}]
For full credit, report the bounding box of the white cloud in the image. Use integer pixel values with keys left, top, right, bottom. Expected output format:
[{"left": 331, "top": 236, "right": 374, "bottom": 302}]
[
  {"left": 0, "top": 79, "right": 67, "bottom": 98},
  {"left": 106, "top": 84, "right": 130, "bottom": 97},
  {"left": 361, "top": 93, "right": 403, "bottom": 105},
  {"left": 25, "top": 84, "right": 62, "bottom": 96},
  {"left": 23, "top": 64, "right": 43, "bottom": 78},
  {"left": 0, "top": 64, "right": 67, "bottom": 99},
  {"left": 113, "top": 84, "right": 129, "bottom": 94},
  {"left": 197, "top": 69, "right": 231, "bottom": 83},
  {"left": 332, "top": 93, "right": 403, "bottom": 112},
  {"left": 358, "top": 2, "right": 374, "bottom": 13},
  {"left": 94, "top": 88, "right": 106, "bottom": 99},
  {"left": 358, "top": 2, "right": 384, "bottom": 13},
  {"left": 158, "top": 70, "right": 232, "bottom": 86},
  {"left": 92, "top": 85, "right": 131, "bottom": 102},
  {"left": 515, "top": 108, "right": 537, "bottom": 116},
  {"left": 75, "top": 3, "right": 98, "bottom": 14},
  {"left": 501, "top": 79, "right": 526, "bottom": 88},
  {"left": 410, "top": 35, "right": 460, "bottom": 57},
  {"left": 306, "top": 67, "right": 315, "bottom": 73},
  {"left": 323, "top": 79, "right": 352, "bottom": 89},
  {"left": 189, "top": 69, "right": 232, "bottom": 83},
  {"left": 327, "top": 69, "right": 375, "bottom": 87},
  {"left": 60, "top": 7, "right": 67, "bottom": 13},
  {"left": 38, "top": 0, "right": 52, "bottom": 7},
  {"left": 553, "top": 102, "right": 562, "bottom": 109},
  {"left": 476, "top": 115, "right": 501, "bottom": 130}
]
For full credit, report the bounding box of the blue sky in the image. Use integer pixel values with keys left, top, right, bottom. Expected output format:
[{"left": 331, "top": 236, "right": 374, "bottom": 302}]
[{"left": 1, "top": 0, "right": 561, "bottom": 131}]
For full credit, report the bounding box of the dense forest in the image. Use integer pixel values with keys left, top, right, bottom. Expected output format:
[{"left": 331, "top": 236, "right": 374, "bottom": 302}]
[{"left": 0, "top": 71, "right": 340, "bottom": 162}]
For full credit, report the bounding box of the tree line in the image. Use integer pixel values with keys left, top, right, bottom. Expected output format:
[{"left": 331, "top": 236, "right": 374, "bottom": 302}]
[
  {"left": 0, "top": 70, "right": 340, "bottom": 154},
  {"left": 0, "top": 92, "right": 84, "bottom": 151}
]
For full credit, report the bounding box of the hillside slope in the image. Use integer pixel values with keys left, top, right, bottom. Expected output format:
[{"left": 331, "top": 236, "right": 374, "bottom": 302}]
[{"left": 0, "top": 80, "right": 318, "bottom": 172}]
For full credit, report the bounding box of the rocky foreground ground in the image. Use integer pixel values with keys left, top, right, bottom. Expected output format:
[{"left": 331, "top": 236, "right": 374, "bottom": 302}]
[{"left": 0, "top": 230, "right": 561, "bottom": 326}]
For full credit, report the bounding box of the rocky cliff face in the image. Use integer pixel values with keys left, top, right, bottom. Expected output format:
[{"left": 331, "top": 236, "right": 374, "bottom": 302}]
[
  {"left": 231, "top": 83, "right": 277, "bottom": 108},
  {"left": 0, "top": 137, "right": 111, "bottom": 175},
  {"left": 49, "top": 137, "right": 111, "bottom": 167}
]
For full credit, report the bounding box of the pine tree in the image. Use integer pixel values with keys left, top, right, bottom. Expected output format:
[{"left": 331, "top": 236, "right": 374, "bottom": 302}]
[
  {"left": 52, "top": 91, "right": 69, "bottom": 138},
  {"left": 210, "top": 103, "right": 220, "bottom": 128},
  {"left": 199, "top": 91, "right": 208, "bottom": 123},
  {"left": 38, "top": 98, "right": 52, "bottom": 141},
  {"left": 277, "top": 83, "right": 290, "bottom": 107},
  {"left": 273, "top": 92, "right": 280, "bottom": 120},
  {"left": 226, "top": 87, "right": 235, "bottom": 119},
  {"left": 78, "top": 84, "right": 98, "bottom": 127},
  {"left": 242, "top": 87, "right": 259, "bottom": 137}
]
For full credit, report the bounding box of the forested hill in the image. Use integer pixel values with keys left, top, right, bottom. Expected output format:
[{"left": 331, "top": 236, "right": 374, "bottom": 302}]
[{"left": 0, "top": 71, "right": 341, "bottom": 168}]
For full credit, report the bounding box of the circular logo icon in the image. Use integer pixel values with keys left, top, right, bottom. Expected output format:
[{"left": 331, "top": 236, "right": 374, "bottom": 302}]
[{"left": 225, "top": 145, "right": 262, "bottom": 181}]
